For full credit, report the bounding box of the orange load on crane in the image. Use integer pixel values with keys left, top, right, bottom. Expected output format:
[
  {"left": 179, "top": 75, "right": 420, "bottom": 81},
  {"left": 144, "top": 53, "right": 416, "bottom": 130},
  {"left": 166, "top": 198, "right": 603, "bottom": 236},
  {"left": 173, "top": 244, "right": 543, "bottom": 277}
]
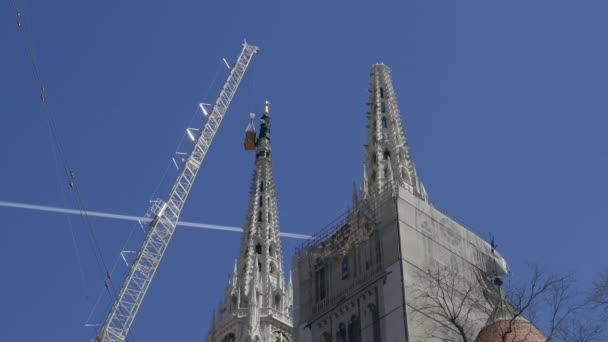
[{"left": 244, "top": 113, "right": 256, "bottom": 150}]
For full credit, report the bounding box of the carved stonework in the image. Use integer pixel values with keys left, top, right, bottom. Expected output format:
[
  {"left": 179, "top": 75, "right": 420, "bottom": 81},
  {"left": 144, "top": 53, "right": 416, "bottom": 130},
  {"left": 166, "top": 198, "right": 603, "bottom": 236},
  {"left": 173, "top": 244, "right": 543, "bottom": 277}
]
[{"left": 207, "top": 102, "right": 292, "bottom": 342}]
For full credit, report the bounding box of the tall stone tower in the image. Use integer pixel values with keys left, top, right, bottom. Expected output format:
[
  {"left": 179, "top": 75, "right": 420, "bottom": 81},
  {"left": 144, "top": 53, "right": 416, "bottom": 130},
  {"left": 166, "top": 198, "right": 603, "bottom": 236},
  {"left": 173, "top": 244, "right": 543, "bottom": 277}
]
[
  {"left": 362, "top": 64, "right": 427, "bottom": 201},
  {"left": 207, "top": 101, "right": 293, "bottom": 342},
  {"left": 293, "top": 64, "right": 508, "bottom": 342}
]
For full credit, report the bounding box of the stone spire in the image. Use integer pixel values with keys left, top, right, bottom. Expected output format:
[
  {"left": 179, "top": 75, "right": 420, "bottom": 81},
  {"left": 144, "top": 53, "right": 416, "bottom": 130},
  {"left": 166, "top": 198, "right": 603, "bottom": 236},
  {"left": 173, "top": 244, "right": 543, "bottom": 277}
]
[
  {"left": 207, "top": 101, "right": 293, "bottom": 342},
  {"left": 362, "top": 64, "right": 428, "bottom": 201}
]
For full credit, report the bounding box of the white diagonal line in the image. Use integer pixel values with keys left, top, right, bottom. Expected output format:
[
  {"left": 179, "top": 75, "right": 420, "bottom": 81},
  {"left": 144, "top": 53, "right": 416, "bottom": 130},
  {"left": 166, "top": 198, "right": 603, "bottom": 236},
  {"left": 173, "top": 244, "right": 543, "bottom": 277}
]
[{"left": 0, "top": 200, "right": 313, "bottom": 240}]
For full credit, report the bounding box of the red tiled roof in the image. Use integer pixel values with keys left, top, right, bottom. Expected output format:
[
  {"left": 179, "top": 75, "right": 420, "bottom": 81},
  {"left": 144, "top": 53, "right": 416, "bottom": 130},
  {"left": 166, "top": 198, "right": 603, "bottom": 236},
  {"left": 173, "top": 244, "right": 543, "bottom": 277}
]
[{"left": 475, "top": 320, "right": 548, "bottom": 342}]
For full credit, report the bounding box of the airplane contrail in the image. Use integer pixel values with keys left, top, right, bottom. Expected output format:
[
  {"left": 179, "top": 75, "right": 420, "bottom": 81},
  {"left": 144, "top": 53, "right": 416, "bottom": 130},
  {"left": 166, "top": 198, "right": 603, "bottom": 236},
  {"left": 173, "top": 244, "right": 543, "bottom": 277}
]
[{"left": 0, "top": 200, "right": 313, "bottom": 240}]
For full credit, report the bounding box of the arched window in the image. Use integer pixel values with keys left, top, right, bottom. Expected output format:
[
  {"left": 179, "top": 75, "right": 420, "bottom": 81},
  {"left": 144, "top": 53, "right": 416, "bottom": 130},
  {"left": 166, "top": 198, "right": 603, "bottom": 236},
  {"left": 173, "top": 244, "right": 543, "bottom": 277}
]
[
  {"left": 315, "top": 267, "right": 327, "bottom": 302},
  {"left": 383, "top": 149, "right": 390, "bottom": 160},
  {"left": 259, "top": 196, "right": 263, "bottom": 207},
  {"left": 221, "top": 333, "right": 236, "bottom": 342},
  {"left": 374, "top": 234, "right": 382, "bottom": 264},
  {"left": 348, "top": 315, "right": 361, "bottom": 342},
  {"left": 258, "top": 211, "right": 263, "bottom": 222},
  {"left": 369, "top": 304, "right": 381, "bottom": 342},
  {"left": 274, "top": 294, "right": 281, "bottom": 309},
  {"left": 268, "top": 212, "right": 272, "bottom": 223},
  {"left": 255, "top": 243, "right": 262, "bottom": 254},
  {"left": 260, "top": 181, "right": 264, "bottom": 192},
  {"left": 336, "top": 323, "right": 346, "bottom": 342},
  {"left": 269, "top": 262, "right": 276, "bottom": 275},
  {"left": 269, "top": 244, "right": 275, "bottom": 257},
  {"left": 341, "top": 256, "right": 349, "bottom": 279},
  {"left": 381, "top": 117, "right": 388, "bottom": 128},
  {"left": 380, "top": 87, "right": 384, "bottom": 98},
  {"left": 380, "top": 102, "right": 386, "bottom": 113}
]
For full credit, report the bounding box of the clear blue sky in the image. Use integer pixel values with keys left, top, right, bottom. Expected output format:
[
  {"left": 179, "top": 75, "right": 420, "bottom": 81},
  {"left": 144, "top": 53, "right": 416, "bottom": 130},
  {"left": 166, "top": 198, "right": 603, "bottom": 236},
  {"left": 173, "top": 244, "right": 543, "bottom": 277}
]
[{"left": 1, "top": 1, "right": 607, "bottom": 341}]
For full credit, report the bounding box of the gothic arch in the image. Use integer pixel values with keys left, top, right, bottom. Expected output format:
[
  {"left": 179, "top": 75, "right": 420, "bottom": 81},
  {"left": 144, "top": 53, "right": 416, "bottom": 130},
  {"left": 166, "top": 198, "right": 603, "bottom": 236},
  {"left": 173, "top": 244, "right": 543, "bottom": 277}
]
[
  {"left": 368, "top": 303, "right": 381, "bottom": 342},
  {"left": 269, "top": 261, "right": 276, "bottom": 275},
  {"left": 348, "top": 314, "right": 361, "bottom": 342},
  {"left": 336, "top": 323, "right": 346, "bottom": 342},
  {"left": 221, "top": 332, "right": 235, "bottom": 342}
]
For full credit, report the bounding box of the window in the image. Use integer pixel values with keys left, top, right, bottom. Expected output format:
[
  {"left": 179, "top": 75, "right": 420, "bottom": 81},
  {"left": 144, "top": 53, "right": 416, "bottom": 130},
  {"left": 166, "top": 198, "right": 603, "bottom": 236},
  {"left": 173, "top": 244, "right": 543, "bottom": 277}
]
[
  {"left": 268, "top": 212, "right": 272, "bottom": 223},
  {"left": 258, "top": 211, "right": 263, "bottom": 222},
  {"left": 381, "top": 117, "right": 388, "bottom": 128},
  {"left": 348, "top": 315, "right": 361, "bottom": 342},
  {"left": 259, "top": 196, "right": 263, "bottom": 207},
  {"left": 260, "top": 181, "right": 264, "bottom": 192},
  {"left": 341, "top": 256, "right": 349, "bottom": 279},
  {"left": 383, "top": 167, "right": 388, "bottom": 178},
  {"left": 269, "top": 244, "right": 274, "bottom": 257},
  {"left": 375, "top": 234, "right": 382, "bottom": 264},
  {"left": 270, "top": 262, "right": 276, "bottom": 275},
  {"left": 255, "top": 243, "right": 262, "bottom": 254},
  {"left": 274, "top": 294, "right": 281, "bottom": 309},
  {"left": 221, "top": 333, "right": 236, "bottom": 342},
  {"left": 336, "top": 323, "right": 346, "bottom": 342},
  {"left": 369, "top": 304, "right": 381, "bottom": 342},
  {"left": 380, "top": 102, "right": 386, "bottom": 113},
  {"left": 383, "top": 149, "right": 390, "bottom": 160},
  {"left": 258, "top": 261, "right": 262, "bottom": 272},
  {"left": 315, "top": 267, "right": 327, "bottom": 302},
  {"left": 380, "top": 87, "right": 384, "bottom": 98}
]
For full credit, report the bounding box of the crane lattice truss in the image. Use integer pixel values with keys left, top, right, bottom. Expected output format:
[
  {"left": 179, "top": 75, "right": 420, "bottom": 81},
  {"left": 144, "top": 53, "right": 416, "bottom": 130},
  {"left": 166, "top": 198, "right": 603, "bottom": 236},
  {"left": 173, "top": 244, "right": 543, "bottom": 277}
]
[{"left": 96, "top": 43, "right": 259, "bottom": 342}]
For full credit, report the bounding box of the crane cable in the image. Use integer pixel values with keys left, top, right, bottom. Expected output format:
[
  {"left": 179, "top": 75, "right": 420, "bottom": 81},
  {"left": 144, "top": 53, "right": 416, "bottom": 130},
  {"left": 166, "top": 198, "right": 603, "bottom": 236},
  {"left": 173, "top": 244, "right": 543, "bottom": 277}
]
[{"left": 9, "top": 3, "right": 137, "bottom": 339}]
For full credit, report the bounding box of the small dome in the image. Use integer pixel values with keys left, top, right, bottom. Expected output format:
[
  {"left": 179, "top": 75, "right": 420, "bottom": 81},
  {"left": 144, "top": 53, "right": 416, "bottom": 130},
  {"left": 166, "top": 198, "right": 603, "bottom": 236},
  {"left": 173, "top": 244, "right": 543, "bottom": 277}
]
[{"left": 475, "top": 320, "right": 547, "bottom": 342}]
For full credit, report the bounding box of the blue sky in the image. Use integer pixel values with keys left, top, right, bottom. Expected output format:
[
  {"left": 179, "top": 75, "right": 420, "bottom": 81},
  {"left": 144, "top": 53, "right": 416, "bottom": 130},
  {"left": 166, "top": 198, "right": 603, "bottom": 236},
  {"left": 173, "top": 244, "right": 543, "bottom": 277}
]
[{"left": 1, "top": 0, "right": 607, "bottom": 341}]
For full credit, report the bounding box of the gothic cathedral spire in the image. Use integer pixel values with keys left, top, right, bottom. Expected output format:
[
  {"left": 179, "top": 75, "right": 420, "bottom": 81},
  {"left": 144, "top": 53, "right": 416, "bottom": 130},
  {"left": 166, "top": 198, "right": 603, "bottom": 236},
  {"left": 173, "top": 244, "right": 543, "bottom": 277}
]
[
  {"left": 207, "top": 101, "right": 293, "bottom": 342},
  {"left": 362, "top": 64, "right": 428, "bottom": 201}
]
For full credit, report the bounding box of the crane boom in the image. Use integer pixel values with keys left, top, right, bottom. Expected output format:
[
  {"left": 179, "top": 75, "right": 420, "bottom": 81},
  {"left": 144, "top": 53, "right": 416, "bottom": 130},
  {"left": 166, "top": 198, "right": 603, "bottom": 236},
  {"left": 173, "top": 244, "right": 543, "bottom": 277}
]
[{"left": 95, "top": 42, "right": 259, "bottom": 342}]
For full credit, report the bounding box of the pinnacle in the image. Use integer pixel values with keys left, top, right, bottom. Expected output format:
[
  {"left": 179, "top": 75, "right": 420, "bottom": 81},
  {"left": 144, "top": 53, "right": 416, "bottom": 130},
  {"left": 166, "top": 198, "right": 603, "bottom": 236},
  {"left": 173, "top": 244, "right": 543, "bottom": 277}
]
[{"left": 361, "top": 64, "right": 428, "bottom": 201}]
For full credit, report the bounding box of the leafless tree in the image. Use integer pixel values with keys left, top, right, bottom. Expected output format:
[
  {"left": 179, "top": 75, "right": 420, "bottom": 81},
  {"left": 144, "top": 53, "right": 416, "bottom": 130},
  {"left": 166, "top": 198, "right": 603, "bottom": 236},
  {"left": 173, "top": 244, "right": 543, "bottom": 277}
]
[
  {"left": 410, "top": 266, "right": 489, "bottom": 342},
  {"left": 590, "top": 269, "right": 608, "bottom": 313},
  {"left": 410, "top": 265, "right": 606, "bottom": 342}
]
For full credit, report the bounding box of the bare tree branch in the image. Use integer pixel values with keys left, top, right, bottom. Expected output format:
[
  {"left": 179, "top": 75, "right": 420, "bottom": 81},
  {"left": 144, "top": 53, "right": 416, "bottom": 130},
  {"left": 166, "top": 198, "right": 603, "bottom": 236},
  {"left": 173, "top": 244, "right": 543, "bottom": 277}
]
[{"left": 409, "top": 264, "right": 607, "bottom": 342}]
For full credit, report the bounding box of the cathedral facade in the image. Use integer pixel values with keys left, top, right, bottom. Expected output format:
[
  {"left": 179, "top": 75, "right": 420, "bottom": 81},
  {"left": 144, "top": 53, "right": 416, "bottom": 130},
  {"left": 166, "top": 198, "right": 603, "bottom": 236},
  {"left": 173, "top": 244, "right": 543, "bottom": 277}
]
[
  {"left": 291, "top": 64, "right": 509, "bottom": 342},
  {"left": 207, "top": 102, "right": 293, "bottom": 342}
]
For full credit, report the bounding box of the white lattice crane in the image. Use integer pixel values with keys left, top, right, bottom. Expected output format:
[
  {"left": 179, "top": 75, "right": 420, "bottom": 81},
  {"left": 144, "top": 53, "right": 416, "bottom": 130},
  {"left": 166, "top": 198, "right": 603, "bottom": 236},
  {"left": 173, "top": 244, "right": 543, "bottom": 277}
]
[{"left": 94, "top": 42, "right": 259, "bottom": 342}]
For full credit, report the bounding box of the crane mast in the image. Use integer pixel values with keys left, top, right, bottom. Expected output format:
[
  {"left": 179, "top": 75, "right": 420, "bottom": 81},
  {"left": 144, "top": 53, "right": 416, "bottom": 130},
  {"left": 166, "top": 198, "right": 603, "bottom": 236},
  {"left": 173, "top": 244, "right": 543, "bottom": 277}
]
[{"left": 95, "top": 42, "right": 259, "bottom": 342}]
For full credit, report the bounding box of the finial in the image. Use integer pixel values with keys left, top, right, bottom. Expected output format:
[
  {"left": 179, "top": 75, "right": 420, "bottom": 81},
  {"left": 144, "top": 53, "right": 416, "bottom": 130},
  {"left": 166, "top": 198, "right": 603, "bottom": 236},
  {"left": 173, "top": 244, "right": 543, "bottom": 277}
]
[
  {"left": 249, "top": 113, "right": 255, "bottom": 120},
  {"left": 264, "top": 100, "right": 270, "bottom": 114}
]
